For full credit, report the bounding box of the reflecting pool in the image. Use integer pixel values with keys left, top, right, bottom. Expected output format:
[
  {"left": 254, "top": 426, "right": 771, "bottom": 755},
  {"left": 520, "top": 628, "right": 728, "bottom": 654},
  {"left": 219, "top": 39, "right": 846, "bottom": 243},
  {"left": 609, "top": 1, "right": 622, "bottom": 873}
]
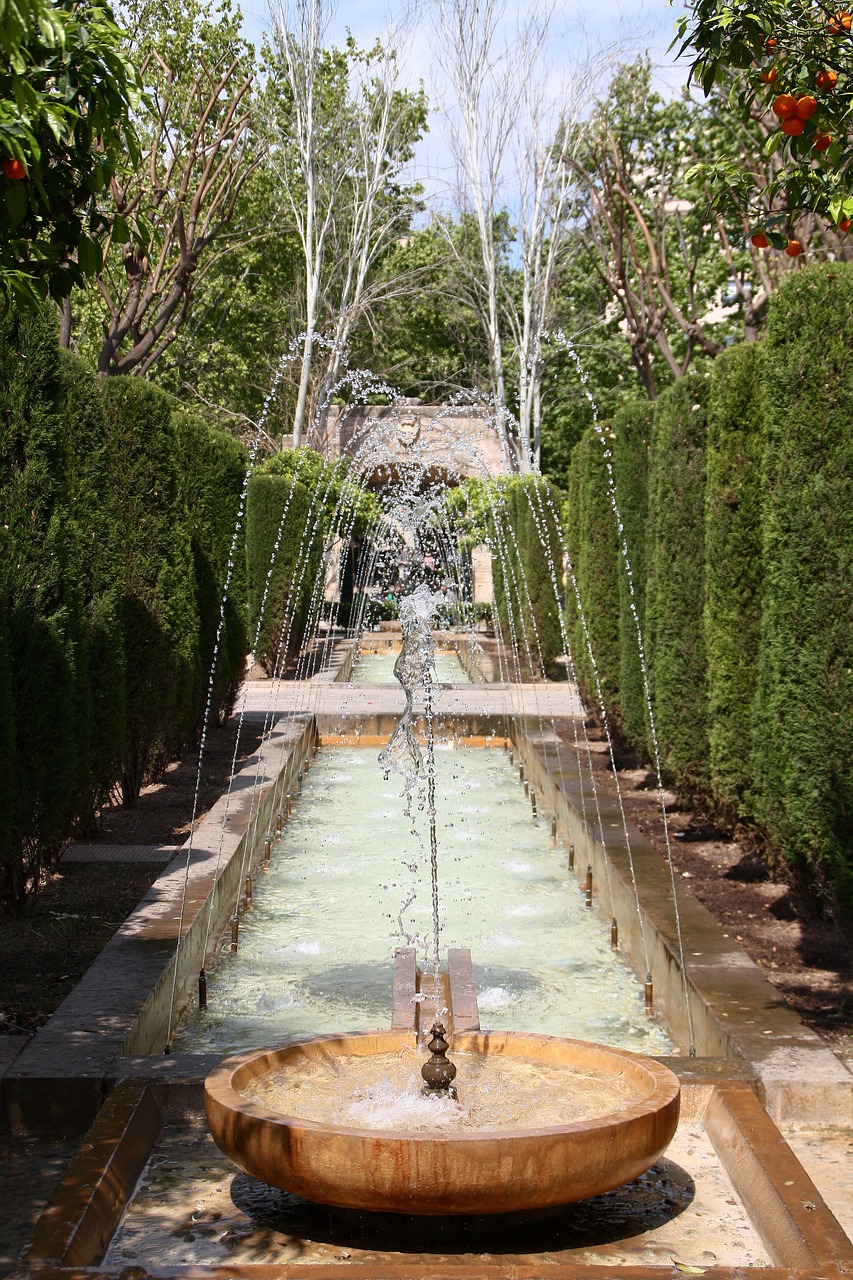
[{"left": 174, "top": 746, "right": 675, "bottom": 1056}]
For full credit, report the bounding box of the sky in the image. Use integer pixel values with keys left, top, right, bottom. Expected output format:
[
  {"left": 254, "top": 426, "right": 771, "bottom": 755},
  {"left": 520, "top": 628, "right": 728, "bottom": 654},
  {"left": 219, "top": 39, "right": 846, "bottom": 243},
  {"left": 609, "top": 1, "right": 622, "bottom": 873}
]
[{"left": 240, "top": 0, "right": 691, "bottom": 210}]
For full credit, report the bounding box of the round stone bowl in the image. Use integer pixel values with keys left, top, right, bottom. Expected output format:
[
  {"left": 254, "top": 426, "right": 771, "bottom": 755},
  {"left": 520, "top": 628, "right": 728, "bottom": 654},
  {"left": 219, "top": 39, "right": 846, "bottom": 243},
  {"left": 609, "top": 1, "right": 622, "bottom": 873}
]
[{"left": 204, "top": 1029, "right": 681, "bottom": 1216}]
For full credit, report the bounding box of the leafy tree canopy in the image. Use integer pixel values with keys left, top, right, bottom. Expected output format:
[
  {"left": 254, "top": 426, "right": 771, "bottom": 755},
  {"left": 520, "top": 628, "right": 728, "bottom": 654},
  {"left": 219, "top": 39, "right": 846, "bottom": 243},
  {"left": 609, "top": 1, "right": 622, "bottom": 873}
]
[
  {"left": 0, "top": 0, "right": 140, "bottom": 302},
  {"left": 674, "top": 0, "right": 853, "bottom": 230}
]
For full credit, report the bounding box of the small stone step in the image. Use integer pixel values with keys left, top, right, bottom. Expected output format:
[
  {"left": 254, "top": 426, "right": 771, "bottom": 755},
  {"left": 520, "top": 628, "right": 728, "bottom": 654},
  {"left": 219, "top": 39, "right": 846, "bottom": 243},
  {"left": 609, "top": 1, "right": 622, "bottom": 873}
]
[{"left": 60, "top": 843, "right": 182, "bottom": 863}]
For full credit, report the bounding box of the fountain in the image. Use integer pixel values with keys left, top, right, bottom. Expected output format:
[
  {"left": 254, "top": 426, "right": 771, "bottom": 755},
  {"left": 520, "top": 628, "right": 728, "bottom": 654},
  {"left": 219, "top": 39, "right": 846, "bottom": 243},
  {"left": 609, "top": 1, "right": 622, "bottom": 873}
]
[
  {"left": 16, "top": 387, "right": 852, "bottom": 1278},
  {"left": 204, "top": 537, "right": 681, "bottom": 1216},
  {"left": 204, "top": 1029, "right": 680, "bottom": 1214}
]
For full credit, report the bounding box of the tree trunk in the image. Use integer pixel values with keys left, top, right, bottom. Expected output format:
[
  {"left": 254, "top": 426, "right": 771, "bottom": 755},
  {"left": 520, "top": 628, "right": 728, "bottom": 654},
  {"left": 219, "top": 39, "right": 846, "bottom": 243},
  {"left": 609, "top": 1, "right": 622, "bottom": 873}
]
[
  {"left": 292, "top": 328, "right": 314, "bottom": 448},
  {"left": 58, "top": 297, "right": 72, "bottom": 348}
]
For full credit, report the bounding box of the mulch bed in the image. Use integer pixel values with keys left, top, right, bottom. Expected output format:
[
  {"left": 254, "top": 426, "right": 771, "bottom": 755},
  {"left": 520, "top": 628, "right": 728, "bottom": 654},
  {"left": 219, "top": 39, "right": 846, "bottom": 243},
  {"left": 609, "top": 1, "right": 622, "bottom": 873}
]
[{"left": 576, "top": 727, "right": 853, "bottom": 1061}]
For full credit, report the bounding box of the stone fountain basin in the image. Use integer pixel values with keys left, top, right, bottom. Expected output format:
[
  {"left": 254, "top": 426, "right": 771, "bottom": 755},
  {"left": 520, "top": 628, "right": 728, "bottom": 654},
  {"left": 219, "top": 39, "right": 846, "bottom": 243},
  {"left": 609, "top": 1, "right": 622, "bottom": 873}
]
[{"left": 204, "top": 1029, "right": 681, "bottom": 1215}]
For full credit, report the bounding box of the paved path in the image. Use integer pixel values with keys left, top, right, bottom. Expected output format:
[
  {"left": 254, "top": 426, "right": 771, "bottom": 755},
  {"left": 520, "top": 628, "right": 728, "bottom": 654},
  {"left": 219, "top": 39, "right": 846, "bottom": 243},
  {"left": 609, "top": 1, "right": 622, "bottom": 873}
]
[
  {"left": 238, "top": 678, "right": 583, "bottom": 720},
  {"left": 61, "top": 844, "right": 182, "bottom": 864}
]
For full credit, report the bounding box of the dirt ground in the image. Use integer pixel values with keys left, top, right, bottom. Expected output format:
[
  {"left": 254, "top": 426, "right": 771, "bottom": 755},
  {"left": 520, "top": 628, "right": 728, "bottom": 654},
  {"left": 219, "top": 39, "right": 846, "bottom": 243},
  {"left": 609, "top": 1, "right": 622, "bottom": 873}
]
[
  {"left": 576, "top": 727, "right": 853, "bottom": 1063},
  {"left": 0, "top": 719, "right": 264, "bottom": 1035}
]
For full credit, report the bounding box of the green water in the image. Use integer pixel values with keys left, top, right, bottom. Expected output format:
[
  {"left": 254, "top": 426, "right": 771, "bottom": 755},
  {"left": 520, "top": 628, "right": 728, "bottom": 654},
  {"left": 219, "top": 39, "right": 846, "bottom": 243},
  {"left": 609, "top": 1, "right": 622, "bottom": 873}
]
[
  {"left": 174, "top": 745, "right": 676, "bottom": 1056},
  {"left": 352, "top": 648, "right": 471, "bottom": 683}
]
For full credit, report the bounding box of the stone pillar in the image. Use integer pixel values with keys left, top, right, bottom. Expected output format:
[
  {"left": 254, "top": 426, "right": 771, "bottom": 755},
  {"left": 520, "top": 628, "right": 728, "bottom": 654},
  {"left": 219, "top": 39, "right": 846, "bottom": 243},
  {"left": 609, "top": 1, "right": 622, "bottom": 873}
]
[
  {"left": 471, "top": 544, "right": 493, "bottom": 603},
  {"left": 324, "top": 539, "right": 342, "bottom": 602}
]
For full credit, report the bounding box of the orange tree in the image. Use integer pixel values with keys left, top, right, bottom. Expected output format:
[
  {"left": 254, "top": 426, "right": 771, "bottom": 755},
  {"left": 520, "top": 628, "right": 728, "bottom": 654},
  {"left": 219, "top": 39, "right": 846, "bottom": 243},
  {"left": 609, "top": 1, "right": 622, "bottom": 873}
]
[
  {"left": 0, "top": 0, "right": 140, "bottom": 303},
  {"left": 674, "top": 1, "right": 853, "bottom": 244}
]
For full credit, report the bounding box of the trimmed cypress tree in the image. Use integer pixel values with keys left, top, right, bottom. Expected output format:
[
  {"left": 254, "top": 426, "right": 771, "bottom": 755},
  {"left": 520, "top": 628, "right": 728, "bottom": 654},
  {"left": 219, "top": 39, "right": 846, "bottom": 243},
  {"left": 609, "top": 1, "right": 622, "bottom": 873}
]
[
  {"left": 612, "top": 400, "right": 653, "bottom": 752},
  {"left": 99, "top": 379, "right": 200, "bottom": 802},
  {"left": 58, "top": 351, "right": 126, "bottom": 829},
  {"left": 0, "top": 304, "right": 82, "bottom": 906},
  {"left": 753, "top": 262, "right": 853, "bottom": 920},
  {"left": 646, "top": 373, "right": 709, "bottom": 801},
  {"left": 566, "top": 427, "right": 621, "bottom": 723},
  {"left": 0, "top": 599, "right": 16, "bottom": 900},
  {"left": 491, "top": 476, "right": 563, "bottom": 677},
  {"left": 247, "top": 472, "right": 319, "bottom": 674},
  {"left": 173, "top": 409, "right": 249, "bottom": 723},
  {"left": 704, "top": 342, "right": 765, "bottom": 825},
  {"left": 562, "top": 447, "right": 583, "bottom": 686}
]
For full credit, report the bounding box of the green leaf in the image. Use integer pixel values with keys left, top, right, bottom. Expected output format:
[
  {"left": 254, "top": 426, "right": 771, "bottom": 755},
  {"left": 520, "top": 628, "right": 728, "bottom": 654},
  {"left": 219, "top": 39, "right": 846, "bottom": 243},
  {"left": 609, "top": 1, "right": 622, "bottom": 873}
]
[
  {"left": 4, "top": 181, "right": 27, "bottom": 225},
  {"left": 76, "top": 234, "right": 102, "bottom": 275}
]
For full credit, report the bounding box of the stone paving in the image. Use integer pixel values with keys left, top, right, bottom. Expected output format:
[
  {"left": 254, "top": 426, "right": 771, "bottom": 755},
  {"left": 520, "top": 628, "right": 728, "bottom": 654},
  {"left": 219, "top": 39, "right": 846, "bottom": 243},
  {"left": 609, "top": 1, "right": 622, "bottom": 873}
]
[{"left": 239, "top": 676, "right": 584, "bottom": 720}]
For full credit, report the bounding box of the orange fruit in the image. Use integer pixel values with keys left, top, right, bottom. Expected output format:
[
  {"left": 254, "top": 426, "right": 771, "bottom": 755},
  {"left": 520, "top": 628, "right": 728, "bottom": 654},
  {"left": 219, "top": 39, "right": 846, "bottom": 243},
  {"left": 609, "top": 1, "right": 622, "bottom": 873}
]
[
  {"left": 764, "top": 36, "right": 777, "bottom": 49},
  {"left": 751, "top": 231, "right": 770, "bottom": 248},
  {"left": 814, "top": 132, "right": 833, "bottom": 151},
  {"left": 2, "top": 157, "right": 26, "bottom": 180},
  {"left": 785, "top": 239, "right": 804, "bottom": 256},
  {"left": 772, "top": 94, "right": 798, "bottom": 119},
  {"left": 781, "top": 115, "right": 805, "bottom": 135},
  {"left": 761, "top": 67, "right": 778, "bottom": 84},
  {"left": 828, "top": 10, "right": 851, "bottom": 33},
  {"left": 839, "top": 218, "right": 851, "bottom": 232},
  {"left": 796, "top": 95, "right": 818, "bottom": 119},
  {"left": 816, "top": 68, "right": 839, "bottom": 89}
]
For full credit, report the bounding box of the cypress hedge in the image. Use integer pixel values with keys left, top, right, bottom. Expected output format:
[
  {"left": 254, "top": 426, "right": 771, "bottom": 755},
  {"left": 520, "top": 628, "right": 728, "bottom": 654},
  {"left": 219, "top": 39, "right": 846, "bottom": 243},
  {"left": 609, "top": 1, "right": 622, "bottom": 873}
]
[
  {"left": 491, "top": 476, "right": 563, "bottom": 677},
  {"left": 565, "top": 426, "right": 621, "bottom": 723},
  {"left": 0, "top": 304, "right": 82, "bottom": 904},
  {"left": 612, "top": 400, "right": 653, "bottom": 751},
  {"left": 645, "top": 373, "right": 709, "bottom": 800},
  {"left": 99, "top": 379, "right": 201, "bottom": 803},
  {"left": 0, "top": 304, "right": 257, "bottom": 907},
  {"left": 0, "top": 600, "right": 14, "bottom": 881},
  {"left": 753, "top": 262, "right": 853, "bottom": 917},
  {"left": 174, "top": 409, "right": 249, "bottom": 724},
  {"left": 59, "top": 350, "right": 126, "bottom": 829},
  {"left": 704, "top": 343, "right": 765, "bottom": 825},
  {"left": 246, "top": 470, "right": 321, "bottom": 674}
]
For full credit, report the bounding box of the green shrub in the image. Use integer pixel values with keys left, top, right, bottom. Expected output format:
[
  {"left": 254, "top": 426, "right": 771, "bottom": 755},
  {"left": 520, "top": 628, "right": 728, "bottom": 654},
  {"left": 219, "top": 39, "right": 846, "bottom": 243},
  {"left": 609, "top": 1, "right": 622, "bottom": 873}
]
[
  {"left": 173, "top": 410, "right": 249, "bottom": 723},
  {"left": 0, "top": 601, "right": 14, "bottom": 881},
  {"left": 0, "top": 308, "right": 254, "bottom": 899},
  {"left": 753, "top": 263, "right": 853, "bottom": 920},
  {"left": 246, "top": 471, "right": 321, "bottom": 674},
  {"left": 704, "top": 343, "right": 765, "bottom": 825},
  {"left": 612, "top": 400, "right": 653, "bottom": 752},
  {"left": 491, "top": 476, "right": 563, "bottom": 677},
  {"left": 259, "top": 447, "right": 380, "bottom": 541},
  {"left": 58, "top": 350, "right": 126, "bottom": 828},
  {"left": 0, "top": 304, "right": 82, "bottom": 905},
  {"left": 646, "top": 373, "right": 709, "bottom": 800},
  {"left": 99, "top": 379, "right": 200, "bottom": 802},
  {"left": 564, "top": 426, "right": 621, "bottom": 722}
]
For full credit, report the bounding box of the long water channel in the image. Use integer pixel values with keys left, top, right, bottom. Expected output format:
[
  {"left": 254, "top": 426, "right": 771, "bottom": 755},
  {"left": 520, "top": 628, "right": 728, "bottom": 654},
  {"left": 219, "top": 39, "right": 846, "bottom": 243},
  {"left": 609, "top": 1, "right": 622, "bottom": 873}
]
[
  {"left": 174, "top": 741, "right": 675, "bottom": 1056},
  {"left": 351, "top": 646, "right": 471, "bottom": 684}
]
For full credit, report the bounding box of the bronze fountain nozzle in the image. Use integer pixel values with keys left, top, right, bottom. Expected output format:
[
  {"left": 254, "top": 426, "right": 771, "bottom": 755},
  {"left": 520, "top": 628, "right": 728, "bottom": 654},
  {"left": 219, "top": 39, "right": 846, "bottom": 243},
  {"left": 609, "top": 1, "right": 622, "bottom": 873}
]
[{"left": 421, "top": 1022, "right": 458, "bottom": 1098}]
